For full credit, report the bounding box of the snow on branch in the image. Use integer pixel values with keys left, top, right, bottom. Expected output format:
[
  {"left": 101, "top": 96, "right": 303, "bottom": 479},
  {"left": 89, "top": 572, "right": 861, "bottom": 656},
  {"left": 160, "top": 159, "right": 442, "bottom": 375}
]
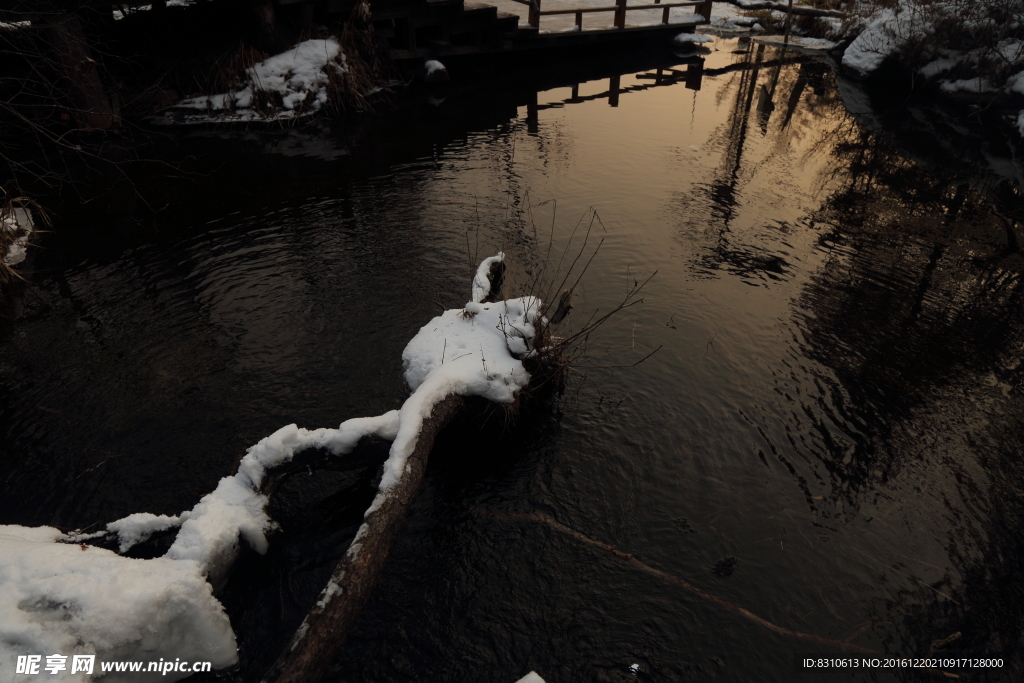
[
  {"left": 1, "top": 255, "right": 545, "bottom": 680},
  {"left": 472, "top": 251, "right": 505, "bottom": 303},
  {"left": 263, "top": 259, "right": 545, "bottom": 682}
]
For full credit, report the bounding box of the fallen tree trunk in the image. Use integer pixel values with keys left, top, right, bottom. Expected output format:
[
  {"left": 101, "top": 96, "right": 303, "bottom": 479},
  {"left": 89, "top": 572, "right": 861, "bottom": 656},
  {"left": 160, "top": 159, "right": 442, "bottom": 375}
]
[
  {"left": 720, "top": 0, "right": 851, "bottom": 19},
  {"left": 261, "top": 395, "right": 465, "bottom": 683},
  {"left": 259, "top": 257, "right": 519, "bottom": 683}
]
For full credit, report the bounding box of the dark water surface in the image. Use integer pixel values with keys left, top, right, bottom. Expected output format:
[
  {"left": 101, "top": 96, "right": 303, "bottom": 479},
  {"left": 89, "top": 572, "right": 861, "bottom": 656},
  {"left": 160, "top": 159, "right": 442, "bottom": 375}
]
[{"left": 3, "top": 38, "right": 1023, "bottom": 682}]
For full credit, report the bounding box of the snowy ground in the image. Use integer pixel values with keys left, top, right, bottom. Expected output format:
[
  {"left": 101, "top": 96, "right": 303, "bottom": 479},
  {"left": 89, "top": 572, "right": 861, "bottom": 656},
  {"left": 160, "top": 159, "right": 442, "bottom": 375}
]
[
  {"left": 166, "top": 39, "right": 345, "bottom": 124},
  {"left": 840, "top": 0, "right": 1024, "bottom": 137}
]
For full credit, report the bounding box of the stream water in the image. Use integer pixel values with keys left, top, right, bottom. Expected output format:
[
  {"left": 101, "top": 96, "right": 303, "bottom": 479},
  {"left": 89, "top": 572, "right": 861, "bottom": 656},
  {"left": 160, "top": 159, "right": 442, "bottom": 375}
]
[{"left": 2, "top": 37, "right": 1023, "bottom": 682}]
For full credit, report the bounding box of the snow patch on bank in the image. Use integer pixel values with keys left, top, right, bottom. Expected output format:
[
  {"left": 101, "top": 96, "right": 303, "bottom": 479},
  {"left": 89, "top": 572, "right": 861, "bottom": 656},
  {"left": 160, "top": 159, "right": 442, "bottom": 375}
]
[
  {"left": 169, "top": 39, "right": 345, "bottom": 123},
  {"left": 0, "top": 525, "right": 237, "bottom": 681},
  {"left": 113, "top": 0, "right": 194, "bottom": 20},
  {"left": 842, "top": 0, "right": 1024, "bottom": 114},
  {"left": 939, "top": 76, "right": 997, "bottom": 93},
  {"left": 843, "top": 8, "right": 908, "bottom": 76}
]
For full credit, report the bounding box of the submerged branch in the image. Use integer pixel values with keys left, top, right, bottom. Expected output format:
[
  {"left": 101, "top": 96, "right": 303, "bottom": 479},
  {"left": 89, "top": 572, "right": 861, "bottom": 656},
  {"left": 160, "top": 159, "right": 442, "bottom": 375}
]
[
  {"left": 479, "top": 509, "right": 875, "bottom": 653},
  {"left": 263, "top": 396, "right": 465, "bottom": 683}
]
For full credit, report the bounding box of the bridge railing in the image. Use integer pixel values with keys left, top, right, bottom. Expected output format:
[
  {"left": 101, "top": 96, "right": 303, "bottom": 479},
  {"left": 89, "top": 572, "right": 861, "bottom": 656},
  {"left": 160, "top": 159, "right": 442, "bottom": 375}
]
[{"left": 508, "top": 0, "right": 712, "bottom": 31}]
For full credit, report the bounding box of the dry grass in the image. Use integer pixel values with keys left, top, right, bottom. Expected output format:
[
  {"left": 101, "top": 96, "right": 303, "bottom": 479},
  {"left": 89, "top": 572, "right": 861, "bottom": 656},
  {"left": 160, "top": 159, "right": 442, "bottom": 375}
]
[
  {"left": 324, "top": 2, "right": 399, "bottom": 115},
  {"left": 182, "top": 2, "right": 394, "bottom": 120},
  {"left": 475, "top": 198, "right": 658, "bottom": 406},
  {"left": 196, "top": 40, "right": 270, "bottom": 98}
]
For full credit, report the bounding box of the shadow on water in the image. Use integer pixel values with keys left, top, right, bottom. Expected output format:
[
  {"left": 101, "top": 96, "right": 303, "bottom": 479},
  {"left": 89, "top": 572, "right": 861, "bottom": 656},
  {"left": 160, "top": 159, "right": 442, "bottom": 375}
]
[
  {"left": 3, "top": 35, "right": 1024, "bottom": 683},
  {"left": 795, "top": 124, "right": 1024, "bottom": 674}
]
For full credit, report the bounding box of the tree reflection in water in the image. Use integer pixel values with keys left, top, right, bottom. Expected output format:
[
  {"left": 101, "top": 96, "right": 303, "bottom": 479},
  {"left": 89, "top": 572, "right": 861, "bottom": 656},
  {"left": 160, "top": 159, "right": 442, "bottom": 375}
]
[
  {"left": 673, "top": 40, "right": 1023, "bottom": 671},
  {"left": 799, "top": 121, "right": 1024, "bottom": 671}
]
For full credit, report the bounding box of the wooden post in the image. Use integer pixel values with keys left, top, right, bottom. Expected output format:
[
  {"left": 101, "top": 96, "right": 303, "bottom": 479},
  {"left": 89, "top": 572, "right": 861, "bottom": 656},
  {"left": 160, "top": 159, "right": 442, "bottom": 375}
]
[
  {"left": 528, "top": 0, "right": 540, "bottom": 27},
  {"left": 685, "top": 58, "right": 703, "bottom": 90},
  {"left": 43, "top": 13, "right": 114, "bottom": 130},
  {"left": 608, "top": 75, "right": 620, "bottom": 106},
  {"left": 527, "top": 90, "right": 538, "bottom": 134},
  {"left": 407, "top": 20, "right": 417, "bottom": 50},
  {"left": 662, "top": 6, "right": 670, "bottom": 23},
  {"left": 700, "top": 0, "right": 712, "bottom": 22},
  {"left": 300, "top": 2, "right": 315, "bottom": 32},
  {"left": 575, "top": 10, "right": 583, "bottom": 28},
  {"left": 571, "top": 83, "right": 579, "bottom": 100},
  {"left": 782, "top": 0, "right": 794, "bottom": 44},
  {"left": 614, "top": 0, "right": 626, "bottom": 28},
  {"left": 251, "top": 0, "right": 288, "bottom": 52},
  {"left": 260, "top": 398, "right": 467, "bottom": 683}
]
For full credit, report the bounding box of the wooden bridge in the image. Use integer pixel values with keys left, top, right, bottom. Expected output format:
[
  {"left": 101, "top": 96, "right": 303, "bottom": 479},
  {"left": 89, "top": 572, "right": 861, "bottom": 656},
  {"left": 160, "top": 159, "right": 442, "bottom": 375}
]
[{"left": 279, "top": 0, "right": 712, "bottom": 61}]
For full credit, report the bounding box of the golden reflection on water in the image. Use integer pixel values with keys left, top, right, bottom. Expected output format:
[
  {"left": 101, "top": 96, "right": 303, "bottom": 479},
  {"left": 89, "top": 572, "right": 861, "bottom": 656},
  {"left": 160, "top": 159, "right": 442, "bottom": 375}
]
[
  {"left": 415, "top": 36, "right": 1024, "bottom": 672},
  {"left": 4, "top": 33, "right": 1022, "bottom": 680}
]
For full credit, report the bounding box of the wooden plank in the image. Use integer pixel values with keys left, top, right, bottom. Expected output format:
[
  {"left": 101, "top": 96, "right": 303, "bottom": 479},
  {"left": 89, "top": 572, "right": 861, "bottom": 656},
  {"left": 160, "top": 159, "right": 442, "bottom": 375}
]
[
  {"left": 539, "top": 0, "right": 700, "bottom": 13},
  {"left": 625, "top": 2, "right": 702, "bottom": 9},
  {"left": 622, "top": 2, "right": 704, "bottom": 8},
  {"left": 540, "top": 7, "right": 617, "bottom": 14},
  {"left": 43, "top": 13, "right": 113, "bottom": 130}
]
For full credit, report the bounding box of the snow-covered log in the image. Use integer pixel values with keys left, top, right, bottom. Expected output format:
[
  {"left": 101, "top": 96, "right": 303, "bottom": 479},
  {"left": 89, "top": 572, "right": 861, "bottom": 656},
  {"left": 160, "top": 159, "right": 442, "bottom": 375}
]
[
  {"left": 1, "top": 251, "right": 549, "bottom": 680},
  {"left": 263, "top": 254, "right": 548, "bottom": 683},
  {"left": 260, "top": 394, "right": 466, "bottom": 683}
]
